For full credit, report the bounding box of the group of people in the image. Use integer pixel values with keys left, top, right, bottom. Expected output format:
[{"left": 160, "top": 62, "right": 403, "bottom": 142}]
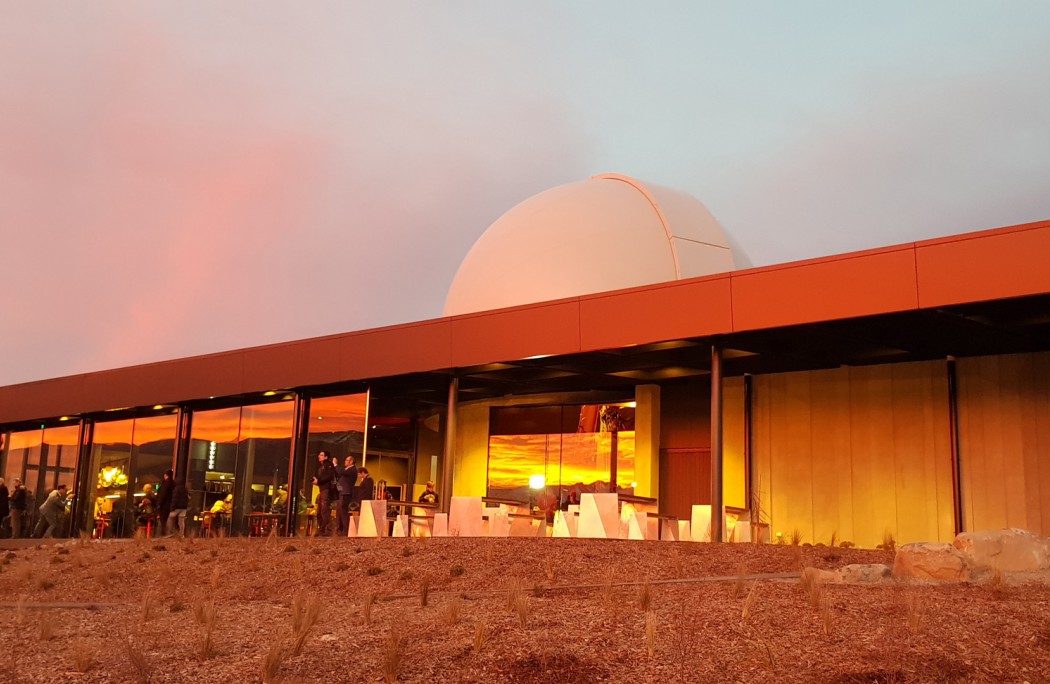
[
  {"left": 0, "top": 477, "right": 29, "bottom": 538},
  {"left": 312, "top": 452, "right": 375, "bottom": 536},
  {"left": 133, "top": 470, "right": 191, "bottom": 537}
]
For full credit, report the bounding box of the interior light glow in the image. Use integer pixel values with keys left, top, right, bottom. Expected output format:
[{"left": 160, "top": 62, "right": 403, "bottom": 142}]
[
  {"left": 208, "top": 441, "right": 216, "bottom": 471},
  {"left": 626, "top": 401, "right": 637, "bottom": 408},
  {"left": 152, "top": 405, "right": 165, "bottom": 410},
  {"left": 263, "top": 391, "right": 277, "bottom": 397},
  {"left": 59, "top": 416, "right": 71, "bottom": 421}
]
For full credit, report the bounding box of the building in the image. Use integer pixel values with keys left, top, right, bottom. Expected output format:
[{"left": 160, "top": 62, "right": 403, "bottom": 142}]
[{"left": 2, "top": 176, "right": 1049, "bottom": 545}]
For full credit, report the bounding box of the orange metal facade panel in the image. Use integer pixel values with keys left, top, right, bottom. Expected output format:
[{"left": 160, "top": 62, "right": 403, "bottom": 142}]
[
  {"left": 731, "top": 248, "right": 919, "bottom": 331},
  {"left": 579, "top": 276, "right": 733, "bottom": 351},
  {"left": 916, "top": 224, "right": 1050, "bottom": 307},
  {"left": 243, "top": 337, "right": 343, "bottom": 391},
  {"left": 449, "top": 301, "right": 581, "bottom": 368},
  {"left": 340, "top": 320, "right": 452, "bottom": 380}
]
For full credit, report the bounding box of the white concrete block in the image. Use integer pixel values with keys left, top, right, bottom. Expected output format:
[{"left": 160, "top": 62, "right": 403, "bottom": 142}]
[
  {"left": 432, "top": 513, "right": 448, "bottom": 537},
  {"left": 678, "top": 520, "right": 692, "bottom": 542},
  {"left": 627, "top": 512, "right": 647, "bottom": 540},
  {"left": 346, "top": 515, "right": 358, "bottom": 538},
  {"left": 392, "top": 514, "right": 408, "bottom": 538},
  {"left": 358, "top": 500, "right": 387, "bottom": 538},
  {"left": 449, "top": 496, "right": 484, "bottom": 537},
  {"left": 578, "top": 493, "right": 619, "bottom": 539},
  {"left": 691, "top": 504, "right": 712, "bottom": 542},
  {"left": 552, "top": 510, "right": 572, "bottom": 538}
]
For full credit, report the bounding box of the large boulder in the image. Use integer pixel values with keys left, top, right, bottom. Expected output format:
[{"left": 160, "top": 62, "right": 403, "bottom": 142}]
[
  {"left": 953, "top": 528, "right": 1050, "bottom": 573},
  {"left": 841, "top": 563, "right": 892, "bottom": 584},
  {"left": 892, "top": 542, "right": 971, "bottom": 582}
]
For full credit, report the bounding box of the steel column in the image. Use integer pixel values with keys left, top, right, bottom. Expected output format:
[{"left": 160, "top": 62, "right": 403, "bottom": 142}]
[
  {"left": 710, "top": 344, "right": 724, "bottom": 543},
  {"left": 440, "top": 377, "right": 458, "bottom": 514}
]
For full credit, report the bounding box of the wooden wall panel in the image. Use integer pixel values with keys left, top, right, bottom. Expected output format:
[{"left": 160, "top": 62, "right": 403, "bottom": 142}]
[
  {"left": 753, "top": 361, "right": 953, "bottom": 548},
  {"left": 958, "top": 352, "right": 1050, "bottom": 535}
]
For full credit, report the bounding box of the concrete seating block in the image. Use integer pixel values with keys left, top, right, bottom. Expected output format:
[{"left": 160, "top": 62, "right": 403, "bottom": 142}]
[
  {"left": 691, "top": 504, "right": 712, "bottom": 542},
  {"left": 627, "top": 512, "right": 647, "bottom": 540},
  {"left": 490, "top": 510, "right": 511, "bottom": 537},
  {"left": 346, "top": 515, "right": 358, "bottom": 538},
  {"left": 432, "top": 513, "right": 448, "bottom": 537},
  {"left": 661, "top": 518, "right": 680, "bottom": 541},
  {"left": 552, "top": 510, "right": 572, "bottom": 538},
  {"left": 449, "top": 496, "right": 484, "bottom": 537},
  {"left": 678, "top": 520, "right": 692, "bottom": 542},
  {"left": 358, "top": 500, "right": 386, "bottom": 538},
  {"left": 392, "top": 514, "right": 409, "bottom": 538},
  {"left": 578, "top": 493, "right": 619, "bottom": 539}
]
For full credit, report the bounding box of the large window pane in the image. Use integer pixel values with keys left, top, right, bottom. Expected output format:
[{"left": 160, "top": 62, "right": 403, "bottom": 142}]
[
  {"left": 89, "top": 419, "right": 134, "bottom": 537},
  {"left": 299, "top": 393, "right": 367, "bottom": 534}
]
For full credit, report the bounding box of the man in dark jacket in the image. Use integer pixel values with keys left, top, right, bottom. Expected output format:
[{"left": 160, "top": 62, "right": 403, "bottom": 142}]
[
  {"left": 357, "top": 468, "right": 375, "bottom": 502},
  {"left": 312, "top": 452, "right": 336, "bottom": 536},
  {"left": 156, "top": 470, "right": 175, "bottom": 535},
  {"left": 0, "top": 478, "right": 9, "bottom": 538},
  {"left": 167, "top": 477, "right": 189, "bottom": 537},
  {"left": 35, "top": 484, "right": 69, "bottom": 538},
  {"left": 334, "top": 455, "right": 358, "bottom": 537},
  {"left": 9, "top": 478, "right": 27, "bottom": 538}
]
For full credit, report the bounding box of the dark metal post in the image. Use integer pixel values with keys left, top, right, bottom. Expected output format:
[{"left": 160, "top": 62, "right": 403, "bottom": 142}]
[
  {"left": 71, "top": 419, "right": 94, "bottom": 537},
  {"left": 947, "top": 358, "right": 964, "bottom": 535},
  {"left": 743, "top": 373, "right": 753, "bottom": 517},
  {"left": 286, "top": 394, "right": 311, "bottom": 536},
  {"left": 710, "top": 344, "right": 724, "bottom": 543},
  {"left": 440, "top": 377, "right": 458, "bottom": 514},
  {"left": 174, "top": 408, "right": 192, "bottom": 479}
]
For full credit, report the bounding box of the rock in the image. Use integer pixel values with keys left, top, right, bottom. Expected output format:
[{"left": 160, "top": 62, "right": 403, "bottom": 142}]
[
  {"left": 892, "top": 542, "right": 971, "bottom": 582},
  {"left": 841, "top": 563, "right": 892, "bottom": 584},
  {"left": 953, "top": 528, "right": 1050, "bottom": 573}
]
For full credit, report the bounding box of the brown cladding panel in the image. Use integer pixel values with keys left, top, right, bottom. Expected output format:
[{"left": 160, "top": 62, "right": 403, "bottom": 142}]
[
  {"left": 579, "top": 276, "right": 733, "bottom": 351},
  {"left": 916, "top": 222, "right": 1050, "bottom": 308},
  {"left": 449, "top": 301, "right": 581, "bottom": 368},
  {"left": 340, "top": 320, "right": 453, "bottom": 380},
  {"left": 731, "top": 247, "right": 919, "bottom": 332},
  {"left": 242, "top": 337, "right": 343, "bottom": 391},
  {"left": 660, "top": 448, "right": 710, "bottom": 521}
]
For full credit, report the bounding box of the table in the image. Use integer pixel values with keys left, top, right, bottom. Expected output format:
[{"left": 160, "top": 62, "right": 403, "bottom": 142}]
[{"left": 247, "top": 512, "right": 283, "bottom": 537}]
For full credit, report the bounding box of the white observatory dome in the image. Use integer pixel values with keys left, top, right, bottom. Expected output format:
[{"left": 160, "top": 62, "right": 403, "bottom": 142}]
[{"left": 443, "top": 174, "right": 746, "bottom": 316}]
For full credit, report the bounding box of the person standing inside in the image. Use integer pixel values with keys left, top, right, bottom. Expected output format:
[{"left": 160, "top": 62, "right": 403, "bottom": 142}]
[
  {"left": 0, "top": 478, "right": 9, "bottom": 538},
  {"left": 156, "top": 470, "right": 174, "bottom": 535},
  {"left": 35, "top": 484, "right": 68, "bottom": 538},
  {"left": 357, "top": 468, "right": 375, "bottom": 502},
  {"left": 312, "top": 452, "right": 336, "bottom": 536},
  {"left": 417, "top": 480, "right": 439, "bottom": 506},
  {"left": 9, "top": 479, "right": 26, "bottom": 538},
  {"left": 167, "top": 477, "right": 189, "bottom": 537},
  {"left": 334, "top": 455, "right": 358, "bottom": 537}
]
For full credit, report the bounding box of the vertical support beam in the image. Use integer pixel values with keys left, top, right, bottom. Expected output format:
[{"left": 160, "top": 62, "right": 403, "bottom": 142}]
[
  {"left": 71, "top": 419, "right": 94, "bottom": 536},
  {"left": 710, "top": 344, "right": 724, "bottom": 543},
  {"left": 440, "top": 377, "right": 458, "bottom": 514},
  {"left": 947, "top": 357, "right": 964, "bottom": 535},
  {"left": 174, "top": 408, "right": 192, "bottom": 480},
  {"left": 361, "top": 388, "right": 371, "bottom": 468},
  {"left": 634, "top": 385, "right": 661, "bottom": 499},
  {"left": 743, "top": 374, "right": 753, "bottom": 515},
  {"left": 287, "top": 394, "right": 311, "bottom": 537}
]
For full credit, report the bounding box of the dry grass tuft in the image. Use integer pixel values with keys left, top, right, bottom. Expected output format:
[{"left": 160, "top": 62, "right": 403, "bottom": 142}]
[
  {"left": 741, "top": 582, "right": 759, "bottom": 623},
  {"left": 514, "top": 593, "right": 529, "bottom": 628},
  {"left": 419, "top": 577, "right": 430, "bottom": 608},
  {"left": 15, "top": 595, "right": 27, "bottom": 625},
  {"left": 444, "top": 594, "right": 461, "bottom": 626},
  {"left": 505, "top": 578, "right": 523, "bottom": 611},
  {"left": 644, "top": 610, "right": 657, "bottom": 657},
  {"left": 829, "top": 530, "right": 839, "bottom": 549},
  {"left": 670, "top": 546, "right": 684, "bottom": 578},
  {"left": 732, "top": 562, "right": 747, "bottom": 598},
  {"left": 905, "top": 591, "right": 924, "bottom": 635},
  {"left": 72, "top": 634, "right": 96, "bottom": 673},
  {"left": 880, "top": 531, "right": 897, "bottom": 553},
  {"left": 124, "top": 637, "right": 153, "bottom": 684},
  {"left": 789, "top": 528, "right": 804, "bottom": 546},
  {"left": 210, "top": 565, "right": 222, "bottom": 591},
  {"left": 265, "top": 523, "right": 279, "bottom": 547},
  {"left": 542, "top": 555, "right": 556, "bottom": 582},
  {"left": 985, "top": 568, "right": 1008, "bottom": 598},
  {"left": 638, "top": 582, "right": 653, "bottom": 612},
  {"left": 381, "top": 629, "right": 406, "bottom": 683},
  {"left": 473, "top": 620, "right": 488, "bottom": 655},
  {"left": 821, "top": 596, "right": 834, "bottom": 636},
  {"left": 290, "top": 590, "right": 322, "bottom": 656},
  {"left": 800, "top": 567, "right": 826, "bottom": 609},
  {"left": 38, "top": 612, "right": 55, "bottom": 641},
  {"left": 260, "top": 638, "right": 285, "bottom": 684},
  {"left": 601, "top": 569, "right": 615, "bottom": 609},
  {"left": 363, "top": 591, "right": 377, "bottom": 625},
  {"left": 196, "top": 599, "right": 217, "bottom": 660},
  {"left": 141, "top": 586, "right": 158, "bottom": 622}
]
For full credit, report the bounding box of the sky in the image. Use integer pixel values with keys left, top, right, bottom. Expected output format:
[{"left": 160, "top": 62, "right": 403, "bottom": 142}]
[{"left": 3, "top": 2, "right": 1049, "bottom": 387}]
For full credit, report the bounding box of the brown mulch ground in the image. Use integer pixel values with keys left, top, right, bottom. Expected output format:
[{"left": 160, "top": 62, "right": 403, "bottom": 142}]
[{"left": 0, "top": 536, "right": 1048, "bottom": 683}]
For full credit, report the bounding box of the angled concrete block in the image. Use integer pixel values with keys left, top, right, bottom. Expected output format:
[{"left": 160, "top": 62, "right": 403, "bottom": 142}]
[
  {"left": 678, "top": 520, "right": 692, "bottom": 542},
  {"left": 627, "top": 512, "right": 647, "bottom": 540},
  {"left": 489, "top": 510, "right": 511, "bottom": 537},
  {"left": 432, "top": 513, "right": 448, "bottom": 537},
  {"left": 358, "top": 500, "right": 387, "bottom": 538},
  {"left": 691, "top": 504, "right": 712, "bottom": 542},
  {"left": 661, "top": 518, "right": 679, "bottom": 541},
  {"left": 578, "top": 493, "right": 619, "bottom": 539},
  {"left": 392, "top": 514, "right": 409, "bottom": 538},
  {"left": 552, "top": 510, "right": 572, "bottom": 538},
  {"left": 346, "top": 515, "right": 358, "bottom": 538},
  {"left": 449, "top": 496, "right": 483, "bottom": 537}
]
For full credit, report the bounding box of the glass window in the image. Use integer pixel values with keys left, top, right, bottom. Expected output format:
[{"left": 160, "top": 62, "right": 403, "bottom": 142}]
[
  {"left": 487, "top": 403, "right": 636, "bottom": 508},
  {"left": 188, "top": 402, "right": 293, "bottom": 536},
  {"left": 299, "top": 393, "right": 367, "bottom": 534},
  {"left": 88, "top": 419, "right": 135, "bottom": 538}
]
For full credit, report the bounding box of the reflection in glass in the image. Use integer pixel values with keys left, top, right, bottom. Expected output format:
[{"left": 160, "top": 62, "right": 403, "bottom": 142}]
[
  {"left": 487, "top": 403, "right": 635, "bottom": 506},
  {"left": 188, "top": 402, "right": 293, "bottom": 536},
  {"left": 300, "top": 393, "right": 367, "bottom": 534},
  {"left": 87, "top": 417, "right": 176, "bottom": 538},
  {"left": 5, "top": 426, "right": 79, "bottom": 536}
]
